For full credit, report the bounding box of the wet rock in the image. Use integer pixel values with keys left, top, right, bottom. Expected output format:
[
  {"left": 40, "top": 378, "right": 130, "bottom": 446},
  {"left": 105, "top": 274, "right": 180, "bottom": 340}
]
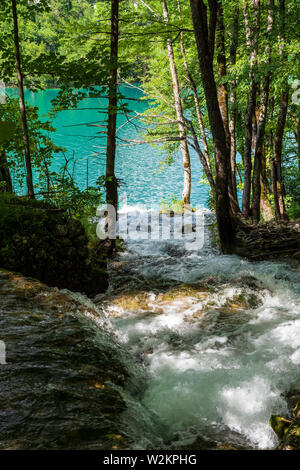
[
  {"left": 233, "top": 275, "right": 266, "bottom": 291},
  {"left": 225, "top": 291, "right": 262, "bottom": 310},
  {"left": 0, "top": 271, "right": 137, "bottom": 450},
  {"left": 101, "top": 283, "right": 214, "bottom": 318},
  {"left": 157, "top": 283, "right": 212, "bottom": 303},
  {"left": 173, "top": 429, "right": 253, "bottom": 451},
  {"left": 102, "top": 291, "right": 152, "bottom": 316},
  {"left": 292, "top": 251, "right": 300, "bottom": 260}
]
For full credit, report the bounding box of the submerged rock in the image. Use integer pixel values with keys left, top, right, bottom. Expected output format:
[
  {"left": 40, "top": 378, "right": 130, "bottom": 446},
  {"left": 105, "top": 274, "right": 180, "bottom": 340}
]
[{"left": 0, "top": 270, "right": 148, "bottom": 450}]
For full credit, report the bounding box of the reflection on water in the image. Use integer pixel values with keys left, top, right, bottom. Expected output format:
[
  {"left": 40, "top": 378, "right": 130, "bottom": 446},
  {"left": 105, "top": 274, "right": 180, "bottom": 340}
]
[{"left": 8, "top": 87, "right": 209, "bottom": 208}]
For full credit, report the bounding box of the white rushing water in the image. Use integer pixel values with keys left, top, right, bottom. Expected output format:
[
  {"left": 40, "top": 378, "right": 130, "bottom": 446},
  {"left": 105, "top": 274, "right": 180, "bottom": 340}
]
[{"left": 98, "top": 207, "right": 300, "bottom": 449}]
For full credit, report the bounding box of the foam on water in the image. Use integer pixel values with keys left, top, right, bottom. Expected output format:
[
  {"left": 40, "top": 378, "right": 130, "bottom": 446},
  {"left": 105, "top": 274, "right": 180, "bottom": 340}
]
[{"left": 100, "top": 207, "right": 300, "bottom": 449}]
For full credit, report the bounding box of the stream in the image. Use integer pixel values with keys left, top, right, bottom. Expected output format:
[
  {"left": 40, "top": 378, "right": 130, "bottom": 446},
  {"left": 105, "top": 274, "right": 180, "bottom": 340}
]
[
  {"left": 96, "top": 207, "right": 300, "bottom": 450},
  {"left": 1, "top": 208, "right": 299, "bottom": 450}
]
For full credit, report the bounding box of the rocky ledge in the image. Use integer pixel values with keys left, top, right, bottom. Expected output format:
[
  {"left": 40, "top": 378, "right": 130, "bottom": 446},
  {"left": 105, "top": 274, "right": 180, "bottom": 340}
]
[
  {"left": 0, "top": 270, "right": 133, "bottom": 450},
  {"left": 0, "top": 195, "right": 108, "bottom": 297}
]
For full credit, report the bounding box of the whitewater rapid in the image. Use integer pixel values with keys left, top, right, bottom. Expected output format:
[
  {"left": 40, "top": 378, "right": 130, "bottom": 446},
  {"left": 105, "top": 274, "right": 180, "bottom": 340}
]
[{"left": 97, "top": 207, "right": 300, "bottom": 449}]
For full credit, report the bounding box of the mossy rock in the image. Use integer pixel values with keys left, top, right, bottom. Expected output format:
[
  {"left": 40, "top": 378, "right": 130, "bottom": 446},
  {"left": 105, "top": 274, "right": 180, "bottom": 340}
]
[{"left": 0, "top": 195, "right": 108, "bottom": 297}]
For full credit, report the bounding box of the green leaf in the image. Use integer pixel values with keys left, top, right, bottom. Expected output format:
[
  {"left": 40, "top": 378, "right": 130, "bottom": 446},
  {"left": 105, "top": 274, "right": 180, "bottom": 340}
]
[{"left": 0, "top": 120, "right": 16, "bottom": 144}]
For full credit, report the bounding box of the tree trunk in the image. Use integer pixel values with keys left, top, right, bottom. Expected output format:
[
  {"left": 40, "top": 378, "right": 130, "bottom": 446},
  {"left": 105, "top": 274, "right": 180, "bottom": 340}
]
[
  {"left": 296, "top": 111, "right": 300, "bottom": 177},
  {"left": 268, "top": 95, "right": 281, "bottom": 219},
  {"left": 216, "top": 1, "right": 239, "bottom": 214},
  {"left": 228, "top": 5, "right": 239, "bottom": 206},
  {"left": 252, "top": 0, "right": 274, "bottom": 221},
  {"left": 273, "top": 0, "right": 288, "bottom": 220},
  {"left": 189, "top": 0, "right": 236, "bottom": 253},
  {"left": 242, "top": 0, "right": 260, "bottom": 217},
  {"left": 0, "top": 151, "right": 13, "bottom": 193},
  {"left": 106, "top": 0, "right": 119, "bottom": 213},
  {"left": 273, "top": 92, "right": 289, "bottom": 219},
  {"left": 11, "top": 0, "right": 34, "bottom": 198},
  {"left": 176, "top": 0, "right": 215, "bottom": 193},
  {"left": 162, "top": 0, "right": 191, "bottom": 206},
  {"left": 260, "top": 145, "right": 274, "bottom": 221}
]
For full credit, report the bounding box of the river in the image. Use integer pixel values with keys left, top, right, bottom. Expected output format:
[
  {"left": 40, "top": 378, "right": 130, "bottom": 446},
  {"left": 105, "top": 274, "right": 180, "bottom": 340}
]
[
  {"left": 96, "top": 208, "right": 300, "bottom": 450},
  {"left": 3, "top": 88, "right": 300, "bottom": 449}
]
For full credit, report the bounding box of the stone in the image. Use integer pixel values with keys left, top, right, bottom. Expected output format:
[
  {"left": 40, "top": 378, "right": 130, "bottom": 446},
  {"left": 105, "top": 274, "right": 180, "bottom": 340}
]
[
  {"left": 0, "top": 196, "right": 108, "bottom": 297},
  {"left": 0, "top": 271, "right": 135, "bottom": 450},
  {"left": 292, "top": 251, "right": 300, "bottom": 260}
]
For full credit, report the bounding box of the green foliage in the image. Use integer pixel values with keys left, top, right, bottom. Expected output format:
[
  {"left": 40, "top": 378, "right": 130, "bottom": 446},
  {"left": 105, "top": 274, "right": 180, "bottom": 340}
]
[
  {"left": 41, "top": 175, "right": 103, "bottom": 244},
  {"left": 0, "top": 0, "right": 300, "bottom": 225},
  {"left": 0, "top": 120, "right": 16, "bottom": 144},
  {"left": 0, "top": 97, "right": 64, "bottom": 190},
  {"left": 287, "top": 203, "right": 300, "bottom": 220},
  {"left": 160, "top": 193, "right": 183, "bottom": 213},
  {"left": 42, "top": 176, "right": 102, "bottom": 217}
]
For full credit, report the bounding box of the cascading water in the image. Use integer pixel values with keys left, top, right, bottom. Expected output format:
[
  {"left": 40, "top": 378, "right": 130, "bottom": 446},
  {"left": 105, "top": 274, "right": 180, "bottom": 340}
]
[{"left": 96, "top": 207, "right": 300, "bottom": 450}]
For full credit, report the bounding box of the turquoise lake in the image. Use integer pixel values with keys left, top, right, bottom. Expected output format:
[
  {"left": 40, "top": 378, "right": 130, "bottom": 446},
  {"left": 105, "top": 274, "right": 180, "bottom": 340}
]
[{"left": 9, "top": 87, "right": 209, "bottom": 209}]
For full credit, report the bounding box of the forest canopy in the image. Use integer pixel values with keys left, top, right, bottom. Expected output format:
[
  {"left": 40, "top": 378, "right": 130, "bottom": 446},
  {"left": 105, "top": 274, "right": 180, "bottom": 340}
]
[{"left": 0, "top": 0, "right": 300, "bottom": 252}]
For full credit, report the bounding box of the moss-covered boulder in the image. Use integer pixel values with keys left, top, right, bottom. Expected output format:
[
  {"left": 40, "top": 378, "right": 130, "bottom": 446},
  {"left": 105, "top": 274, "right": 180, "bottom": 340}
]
[{"left": 0, "top": 195, "right": 108, "bottom": 297}]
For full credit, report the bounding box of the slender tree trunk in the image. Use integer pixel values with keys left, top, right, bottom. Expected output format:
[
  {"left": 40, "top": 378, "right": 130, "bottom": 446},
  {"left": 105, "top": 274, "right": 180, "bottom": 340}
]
[
  {"left": 269, "top": 96, "right": 281, "bottom": 219},
  {"left": 252, "top": 0, "right": 274, "bottom": 221},
  {"left": 11, "top": 0, "right": 34, "bottom": 198},
  {"left": 189, "top": 0, "right": 236, "bottom": 253},
  {"left": 176, "top": 0, "right": 215, "bottom": 193},
  {"left": 242, "top": 0, "right": 260, "bottom": 217},
  {"left": 271, "top": 155, "right": 281, "bottom": 219},
  {"left": 186, "top": 119, "right": 216, "bottom": 192},
  {"left": 228, "top": 5, "right": 239, "bottom": 206},
  {"left": 296, "top": 112, "right": 300, "bottom": 204},
  {"left": 273, "top": 0, "right": 288, "bottom": 220},
  {"left": 216, "top": 1, "right": 239, "bottom": 214},
  {"left": 106, "top": 0, "right": 119, "bottom": 213},
  {"left": 162, "top": 0, "right": 191, "bottom": 206},
  {"left": 260, "top": 146, "right": 274, "bottom": 221},
  {"left": 260, "top": 97, "right": 274, "bottom": 222},
  {"left": 273, "top": 92, "right": 289, "bottom": 219},
  {"left": 216, "top": 4, "right": 230, "bottom": 149},
  {"left": 296, "top": 111, "right": 300, "bottom": 177},
  {"left": 0, "top": 151, "right": 13, "bottom": 192}
]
